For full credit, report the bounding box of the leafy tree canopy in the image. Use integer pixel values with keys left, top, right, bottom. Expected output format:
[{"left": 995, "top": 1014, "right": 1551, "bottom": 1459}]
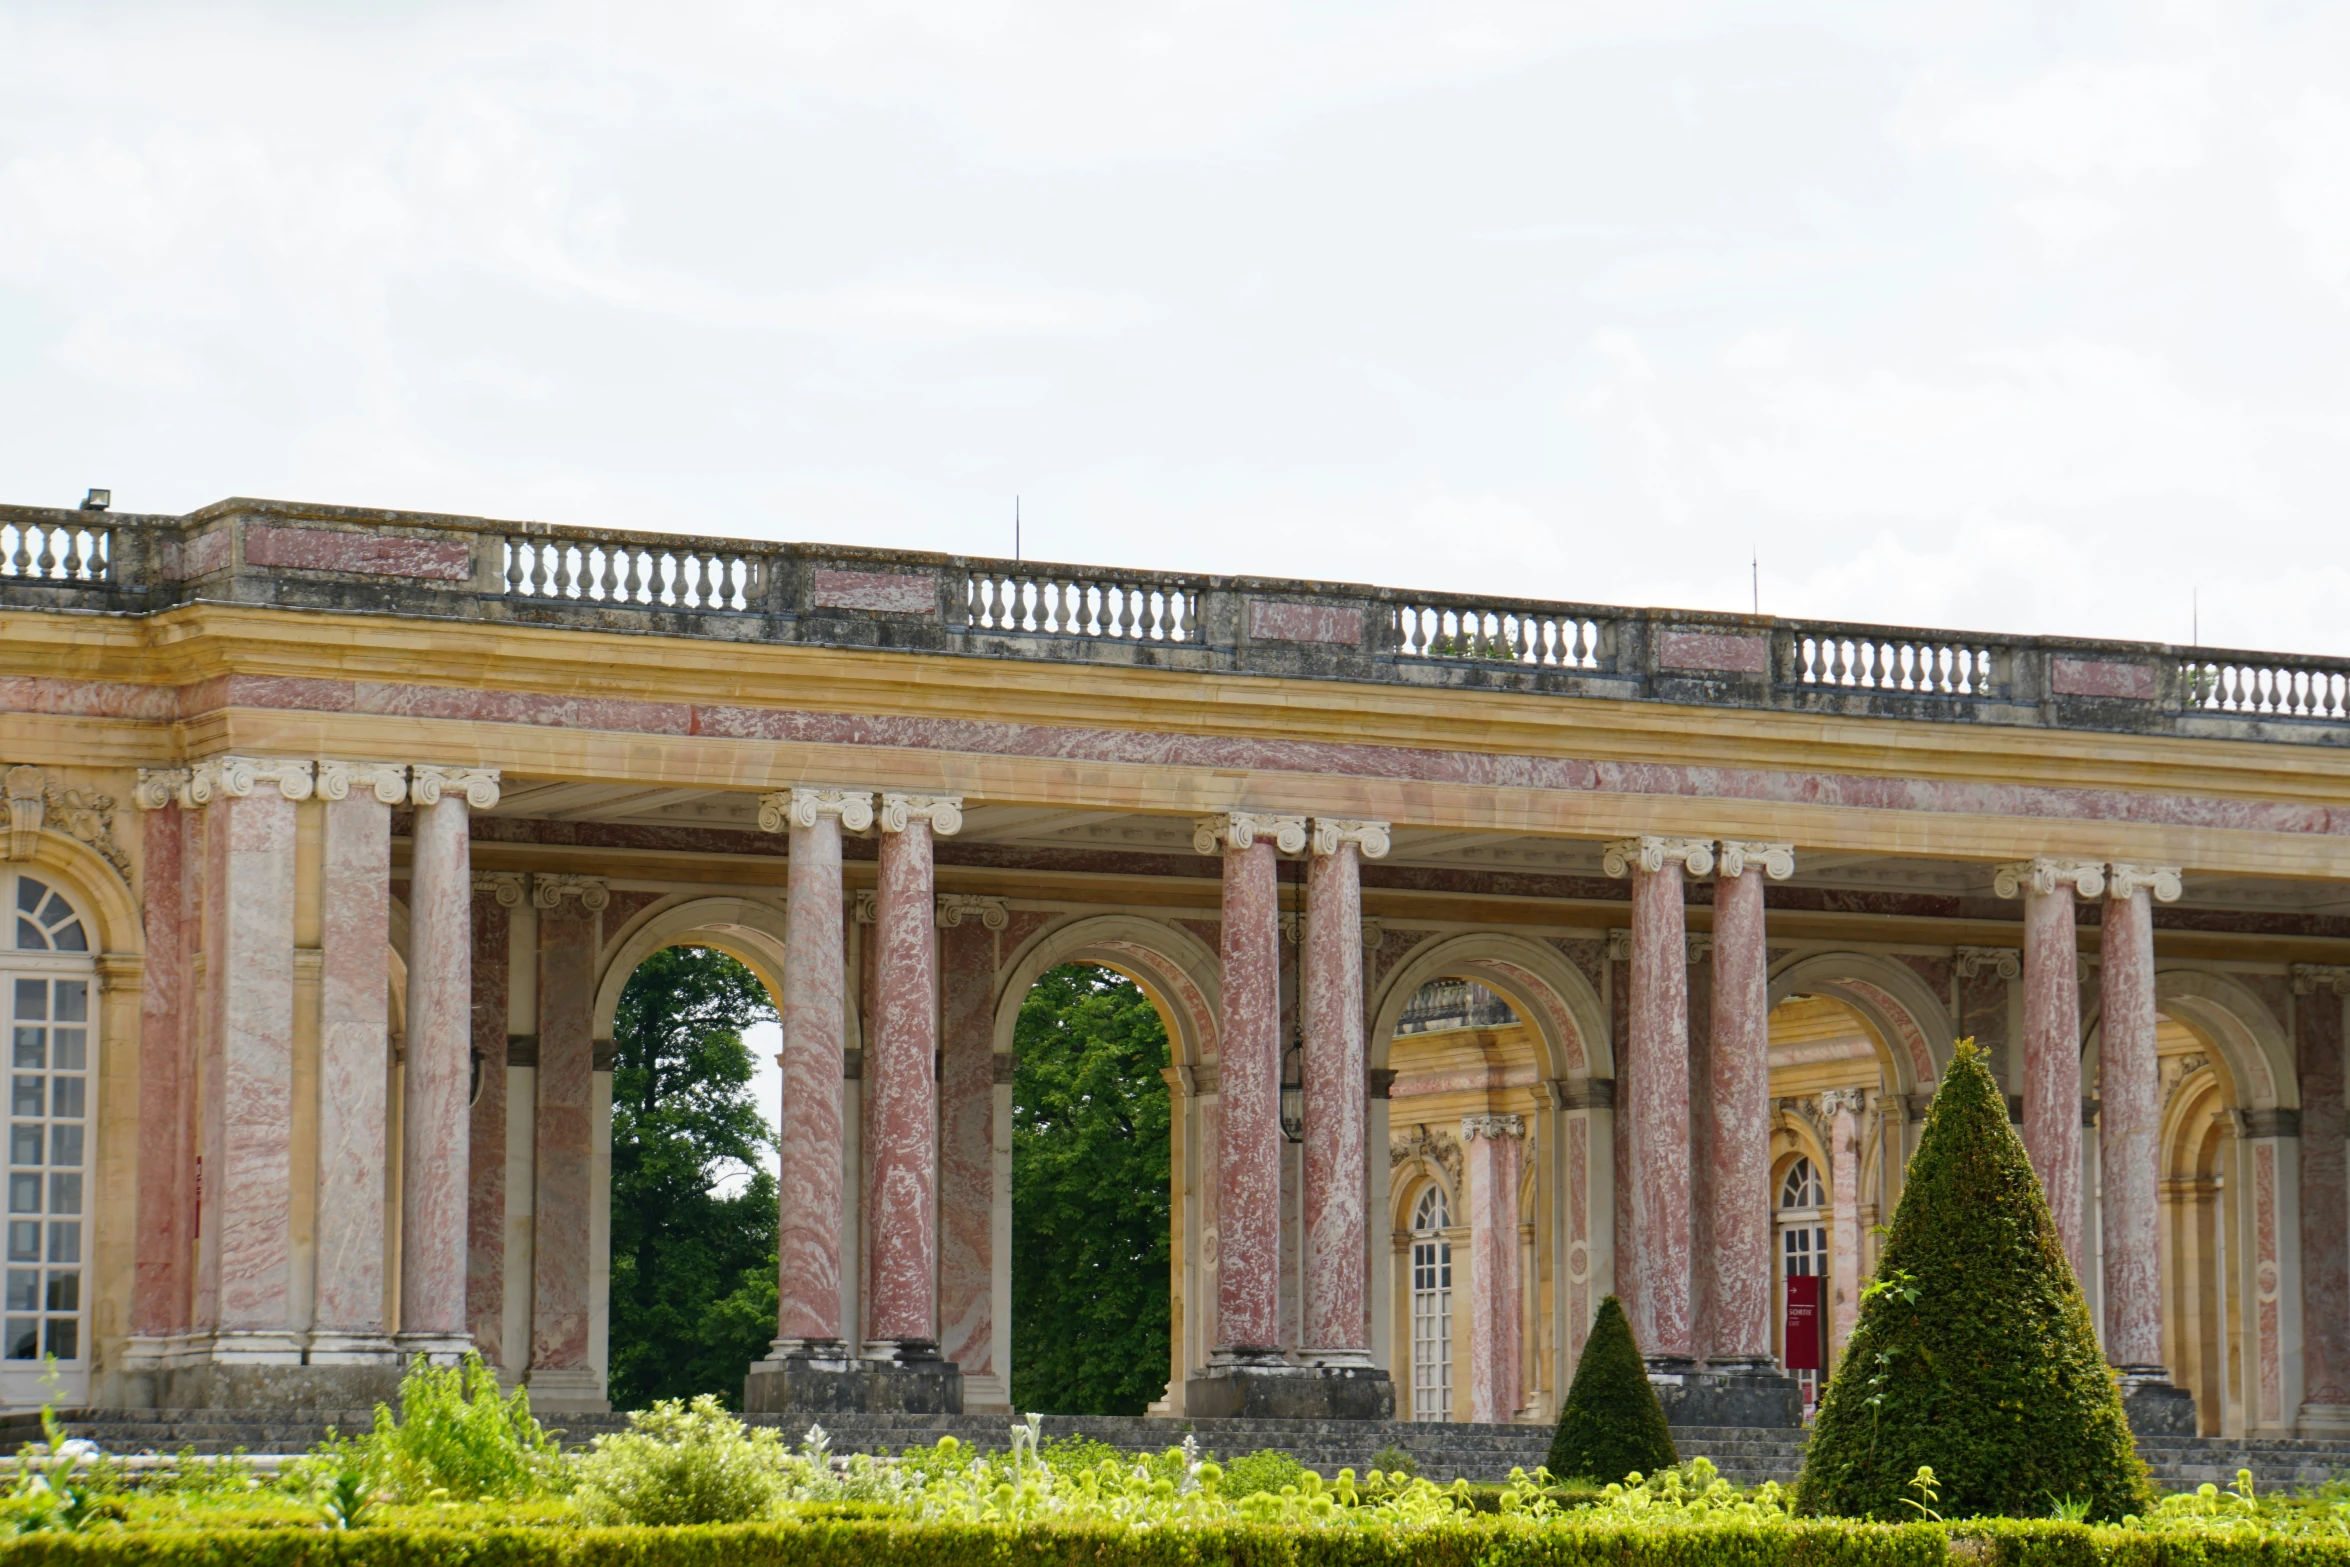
[{"left": 1010, "top": 964, "right": 1172, "bottom": 1415}]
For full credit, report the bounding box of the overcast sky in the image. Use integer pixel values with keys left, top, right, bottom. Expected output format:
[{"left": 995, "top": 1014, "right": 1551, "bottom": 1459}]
[{"left": 6, "top": 2, "right": 2349, "bottom": 655}]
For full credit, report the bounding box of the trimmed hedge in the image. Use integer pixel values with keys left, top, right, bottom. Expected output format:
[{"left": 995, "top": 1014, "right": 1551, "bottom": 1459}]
[{"left": 1547, "top": 1295, "right": 1677, "bottom": 1484}]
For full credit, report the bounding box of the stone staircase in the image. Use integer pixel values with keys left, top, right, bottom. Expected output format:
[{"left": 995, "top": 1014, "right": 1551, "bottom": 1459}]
[{"left": 0, "top": 1407, "right": 2340, "bottom": 1493}]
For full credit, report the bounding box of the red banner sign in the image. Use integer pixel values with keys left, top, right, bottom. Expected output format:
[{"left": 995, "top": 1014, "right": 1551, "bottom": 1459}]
[{"left": 1783, "top": 1274, "right": 1823, "bottom": 1371}]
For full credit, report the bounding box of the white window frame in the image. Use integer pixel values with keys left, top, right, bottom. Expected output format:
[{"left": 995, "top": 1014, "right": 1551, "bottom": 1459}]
[{"left": 1408, "top": 1185, "right": 1453, "bottom": 1423}]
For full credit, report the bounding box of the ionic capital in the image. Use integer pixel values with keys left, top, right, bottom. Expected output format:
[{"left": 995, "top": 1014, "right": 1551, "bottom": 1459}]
[
  {"left": 531, "top": 874, "right": 610, "bottom": 912},
  {"left": 759, "top": 787, "right": 875, "bottom": 834},
  {"left": 1716, "top": 840, "right": 1795, "bottom": 880},
  {"left": 1686, "top": 933, "right": 1714, "bottom": 965},
  {"left": 1460, "top": 1112, "right": 1525, "bottom": 1143},
  {"left": 1310, "top": 818, "right": 1391, "bottom": 860},
  {"left": 879, "top": 793, "right": 964, "bottom": 836},
  {"left": 132, "top": 768, "right": 191, "bottom": 811},
  {"left": 2291, "top": 964, "right": 2350, "bottom": 998},
  {"left": 184, "top": 755, "right": 317, "bottom": 805},
  {"left": 2107, "top": 863, "right": 2183, "bottom": 904},
  {"left": 1953, "top": 946, "right": 2022, "bottom": 981},
  {"left": 409, "top": 766, "right": 501, "bottom": 809},
  {"left": 1193, "top": 812, "right": 1307, "bottom": 855},
  {"left": 1605, "top": 929, "right": 1632, "bottom": 963},
  {"left": 471, "top": 872, "right": 528, "bottom": 909},
  {"left": 1821, "top": 1087, "right": 1867, "bottom": 1117},
  {"left": 853, "top": 889, "right": 878, "bottom": 925},
  {"left": 1992, "top": 858, "right": 2106, "bottom": 900},
  {"left": 316, "top": 760, "right": 410, "bottom": 806},
  {"left": 1602, "top": 836, "right": 1715, "bottom": 879},
  {"left": 936, "top": 894, "right": 1009, "bottom": 930}
]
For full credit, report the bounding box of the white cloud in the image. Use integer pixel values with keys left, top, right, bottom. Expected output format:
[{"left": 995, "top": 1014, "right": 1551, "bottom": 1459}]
[{"left": 1941, "top": 61, "right": 2213, "bottom": 180}]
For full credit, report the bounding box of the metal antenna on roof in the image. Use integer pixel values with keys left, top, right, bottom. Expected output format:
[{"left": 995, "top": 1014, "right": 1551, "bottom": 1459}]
[{"left": 1752, "top": 550, "right": 1759, "bottom": 615}]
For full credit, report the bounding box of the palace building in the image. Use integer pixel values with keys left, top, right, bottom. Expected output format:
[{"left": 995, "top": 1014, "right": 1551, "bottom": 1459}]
[{"left": 0, "top": 494, "right": 2341, "bottom": 1437}]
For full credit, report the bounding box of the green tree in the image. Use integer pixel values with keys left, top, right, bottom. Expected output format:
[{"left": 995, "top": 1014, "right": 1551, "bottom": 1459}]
[
  {"left": 608, "top": 945, "right": 781, "bottom": 1411},
  {"left": 1546, "top": 1295, "right": 1677, "bottom": 1483},
  {"left": 1010, "top": 964, "right": 1172, "bottom": 1415},
  {"left": 1796, "top": 1039, "right": 2151, "bottom": 1520}
]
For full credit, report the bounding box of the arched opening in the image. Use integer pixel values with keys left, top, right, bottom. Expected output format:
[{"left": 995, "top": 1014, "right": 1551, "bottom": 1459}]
[
  {"left": 1406, "top": 1183, "right": 1455, "bottom": 1422},
  {"left": 0, "top": 870, "right": 94, "bottom": 1407}
]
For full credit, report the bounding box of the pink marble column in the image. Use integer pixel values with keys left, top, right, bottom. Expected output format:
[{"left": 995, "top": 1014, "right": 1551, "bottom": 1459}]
[
  {"left": 1463, "top": 1113, "right": 1524, "bottom": 1423},
  {"left": 868, "top": 794, "right": 961, "bottom": 1354},
  {"left": 2294, "top": 965, "right": 2350, "bottom": 1425},
  {"left": 1826, "top": 1090, "right": 1863, "bottom": 1352},
  {"left": 401, "top": 766, "right": 497, "bottom": 1353},
  {"left": 2101, "top": 865, "right": 2178, "bottom": 1374},
  {"left": 311, "top": 763, "right": 408, "bottom": 1360},
  {"left": 529, "top": 886, "right": 599, "bottom": 1391},
  {"left": 1197, "top": 811, "right": 1303, "bottom": 1359},
  {"left": 1606, "top": 835, "right": 1712, "bottom": 1364},
  {"left": 1302, "top": 818, "right": 1387, "bottom": 1362},
  {"left": 466, "top": 876, "right": 522, "bottom": 1368},
  {"left": 935, "top": 900, "right": 1003, "bottom": 1383},
  {"left": 1710, "top": 841, "right": 1793, "bottom": 1366},
  {"left": 130, "top": 785, "right": 195, "bottom": 1341},
  {"left": 769, "top": 788, "right": 872, "bottom": 1349},
  {"left": 1999, "top": 857, "right": 2101, "bottom": 1272}
]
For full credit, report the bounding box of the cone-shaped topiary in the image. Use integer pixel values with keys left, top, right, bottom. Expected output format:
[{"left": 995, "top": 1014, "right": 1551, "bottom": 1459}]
[
  {"left": 1796, "top": 1039, "right": 2151, "bottom": 1520},
  {"left": 1545, "top": 1295, "right": 1678, "bottom": 1484}
]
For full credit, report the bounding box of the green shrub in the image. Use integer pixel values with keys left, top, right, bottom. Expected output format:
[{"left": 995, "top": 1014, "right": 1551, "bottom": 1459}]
[
  {"left": 1796, "top": 1039, "right": 2152, "bottom": 1521},
  {"left": 1370, "top": 1444, "right": 1417, "bottom": 1481},
  {"left": 1218, "top": 1449, "right": 1306, "bottom": 1498},
  {"left": 573, "top": 1395, "right": 791, "bottom": 1525},
  {"left": 1546, "top": 1294, "right": 1678, "bottom": 1484},
  {"left": 366, "top": 1354, "right": 564, "bottom": 1502}
]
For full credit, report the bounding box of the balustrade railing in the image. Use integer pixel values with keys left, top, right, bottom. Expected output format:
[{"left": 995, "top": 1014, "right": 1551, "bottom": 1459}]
[
  {"left": 1396, "top": 978, "right": 1517, "bottom": 1033},
  {"left": 1392, "top": 601, "right": 1609, "bottom": 668},
  {"left": 961, "top": 567, "right": 1198, "bottom": 642},
  {"left": 1, "top": 521, "right": 110, "bottom": 584},
  {"left": 1788, "top": 630, "right": 2004, "bottom": 697},
  {"left": 503, "top": 536, "right": 760, "bottom": 612},
  {"left": 2181, "top": 657, "right": 2350, "bottom": 720}
]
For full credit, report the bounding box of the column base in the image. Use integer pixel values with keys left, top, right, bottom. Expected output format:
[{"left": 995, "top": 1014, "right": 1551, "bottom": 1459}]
[
  {"left": 392, "top": 1332, "right": 477, "bottom": 1367},
  {"left": 138, "top": 1333, "right": 406, "bottom": 1409},
  {"left": 1183, "top": 1362, "right": 1395, "bottom": 1420},
  {"left": 1649, "top": 1362, "right": 1804, "bottom": 1429},
  {"left": 743, "top": 1342, "right": 963, "bottom": 1415},
  {"left": 2298, "top": 1402, "right": 2350, "bottom": 1437},
  {"left": 523, "top": 1365, "right": 611, "bottom": 1413},
  {"left": 2117, "top": 1368, "right": 2196, "bottom": 1437},
  {"left": 306, "top": 1332, "right": 401, "bottom": 1366}
]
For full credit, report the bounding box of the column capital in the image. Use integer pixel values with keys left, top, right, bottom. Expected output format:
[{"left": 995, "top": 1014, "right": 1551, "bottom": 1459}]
[
  {"left": 1605, "top": 929, "right": 1632, "bottom": 962},
  {"left": 132, "top": 768, "right": 191, "bottom": 811},
  {"left": 169, "top": 755, "right": 317, "bottom": 806},
  {"left": 2291, "top": 964, "right": 2350, "bottom": 997},
  {"left": 2107, "top": 863, "right": 2183, "bottom": 903},
  {"left": 470, "top": 872, "right": 527, "bottom": 908},
  {"left": 1992, "top": 857, "right": 2106, "bottom": 900},
  {"left": 1954, "top": 946, "right": 2022, "bottom": 980},
  {"left": 853, "top": 889, "right": 878, "bottom": 925},
  {"left": 1602, "top": 835, "right": 1714, "bottom": 878},
  {"left": 1310, "top": 817, "right": 1391, "bottom": 859},
  {"left": 879, "top": 793, "right": 964, "bottom": 836},
  {"left": 316, "top": 760, "right": 410, "bottom": 806},
  {"left": 409, "top": 765, "right": 501, "bottom": 809},
  {"left": 759, "top": 786, "right": 874, "bottom": 834},
  {"left": 531, "top": 874, "right": 610, "bottom": 912},
  {"left": 1685, "top": 933, "right": 1714, "bottom": 965},
  {"left": 936, "top": 893, "right": 1008, "bottom": 929},
  {"left": 1716, "top": 840, "right": 1795, "bottom": 880},
  {"left": 1193, "top": 811, "right": 1306, "bottom": 855},
  {"left": 1460, "top": 1112, "right": 1525, "bottom": 1143},
  {"left": 1821, "top": 1087, "right": 1867, "bottom": 1117}
]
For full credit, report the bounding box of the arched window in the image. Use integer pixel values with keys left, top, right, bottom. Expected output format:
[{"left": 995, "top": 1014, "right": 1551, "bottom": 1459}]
[
  {"left": 1780, "top": 1157, "right": 1824, "bottom": 1211},
  {"left": 1409, "top": 1185, "right": 1453, "bottom": 1423},
  {"left": 2, "top": 873, "right": 94, "bottom": 1395}
]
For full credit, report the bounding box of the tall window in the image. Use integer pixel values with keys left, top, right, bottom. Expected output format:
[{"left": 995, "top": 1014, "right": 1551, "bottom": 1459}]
[
  {"left": 5, "top": 875, "right": 91, "bottom": 1384},
  {"left": 1778, "top": 1157, "right": 1827, "bottom": 1408},
  {"left": 1409, "top": 1185, "right": 1453, "bottom": 1422}
]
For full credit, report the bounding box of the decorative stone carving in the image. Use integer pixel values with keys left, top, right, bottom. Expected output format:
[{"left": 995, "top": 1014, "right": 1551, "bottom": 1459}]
[
  {"left": 853, "top": 890, "right": 878, "bottom": 925},
  {"left": 1820, "top": 1088, "right": 1867, "bottom": 1116},
  {"left": 1953, "top": 946, "right": 2022, "bottom": 980},
  {"left": 1601, "top": 835, "right": 1715, "bottom": 878},
  {"left": 1460, "top": 1112, "right": 1525, "bottom": 1142},
  {"left": 2292, "top": 964, "right": 2350, "bottom": 997},
  {"left": 30, "top": 776, "right": 129, "bottom": 885},
  {"left": 759, "top": 787, "right": 875, "bottom": 834},
  {"left": 182, "top": 755, "right": 319, "bottom": 805},
  {"left": 935, "top": 894, "right": 1009, "bottom": 930},
  {"left": 1685, "top": 933, "right": 1714, "bottom": 965},
  {"left": 1716, "top": 840, "right": 1795, "bottom": 880},
  {"left": 531, "top": 874, "right": 610, "bottom": 912},
  {"left": 1605, "top": 929, "right": 1632, "bottom": 963},
  {"left": 132, "top": 768, "right": 191, "bottom": 811},
  {"left": 2107, "top": 863, "right": 2183, "bottom": 903},
  {"left": 409, "top": 766, "right": 501, "bottom": 809},
  {"left": 1192, "top": 812, "right": 1307, "bottom": 855},
  {"left": 1390, "top": 1124, "right": 1462, "bottom": 1192},
  {"left": 316, "top": 760, "right": 411, "bottom": 805},
  {"left": 879, "top": 793, "right": 964, "bottom": 836},
  {"left": 1310, "top": 818, "right": 1391, "bottom": 859},
  {"left": 471, "top": 872, "right": 528, "bottom": 908},
  {"left": 4, "top": 767, "right": 44, "bottom": 861},
  {"left": 1992, "top": 858, "right": 2106, "bottom": 900}
]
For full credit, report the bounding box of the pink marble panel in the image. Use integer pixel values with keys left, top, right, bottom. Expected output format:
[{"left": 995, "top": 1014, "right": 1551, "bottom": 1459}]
[
  {"left": 1465, "top": 1126, "right": 1522, "bottom": 1423},
  {"left": 1828, "top": 1104, "right": 1861, "bottom": 1351},
  {"left": 1656, "top": 630, "right": 1768, "bottom": 674},
  {"left": 243, "top": 525, "right": 472, "bottom": 580},
  {"left": 813, "top": 569, "right": 936, "bottom": 614},
  {"left": 2299, "top": 985, "right": 2350, "bottom": 1405},
  {"left": 2097, "top": 887, "right": 2163, "bottom": 1369},
  {"left": 132, "top": 805, "right": 195, "bottom": 1336},
  {"left": 2021, "top": 887, "right": 2083, "bottom": 1272},
  {"left": 1248, "top": 601, "right": 1364, "bottom": 646},
  {"left": 194, "top": 808, "right": 221, "bottom": 1329},
  {"left": 2051, "top": 656, "right": 2157, "bottom": 700},
  {"left": 530, "top": 905, "right": 595, "bottom": 1369},
  {"left": 466, "top": 893, "right": 511, "bottom": 1365},
  {"left": 778, "top": 814, "right": 847, "bottom": 1344},
  {"left": 1685, "top": 951, "right": 1714, "bottom": 1362},
  {"left": 1217, "top": 839, "right": 1282, "bottom": 1354},
  {"left": 0, "top": 677, "right": 182, "bottom": 721},
  {"left": 1626, "top": 864, "right": 1691, "bottom": 1359},
  {"left": 315, "top": 793, "right": 392, "bottom": 1338},
  {"left": 868, "top": 821, "right": 941, "bottom": 1346},
  {"left": 936, "top": 921, "right": 995, "bottom": 1374},
  {"left": 209, "top": 791, "right": 297, "bottom": 1332},
  {"left": 401, "top": 796, "right": 474, "bottom": 1340},
  {"left": 1708, "top": 867, "right": 1772, "bottom": 1363},
  {"left": 163, "top": 528, "right": 232, "bottom": 581},
  {"left": 1566, "top": 1114, "right": 1590, "bottom": 1373},
  {"left": 1610, "top": 943, "right": 1638, "bottom": 1331},
  {"left": 2257, "top": 1143, "right": 2281, "bottom": 1422},
  {"left": 1302, "top": 844, "right": 1367, "bottom": 1354}
]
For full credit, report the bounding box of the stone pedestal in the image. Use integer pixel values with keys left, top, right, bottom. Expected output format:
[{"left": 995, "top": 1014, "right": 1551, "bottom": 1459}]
[
  {"left": 2120, "top": 1374, "right": 2198, "bottom": 1437},
  {"left": 744, "top": 1347, "right": 963, "bottom": 1415},
  {"left": 1650, "top": 1364, "right": 1804, "bottom": 1429},
  {"left": 1183, "top": 1362, "right": 1395, "bottom": 1420}
]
